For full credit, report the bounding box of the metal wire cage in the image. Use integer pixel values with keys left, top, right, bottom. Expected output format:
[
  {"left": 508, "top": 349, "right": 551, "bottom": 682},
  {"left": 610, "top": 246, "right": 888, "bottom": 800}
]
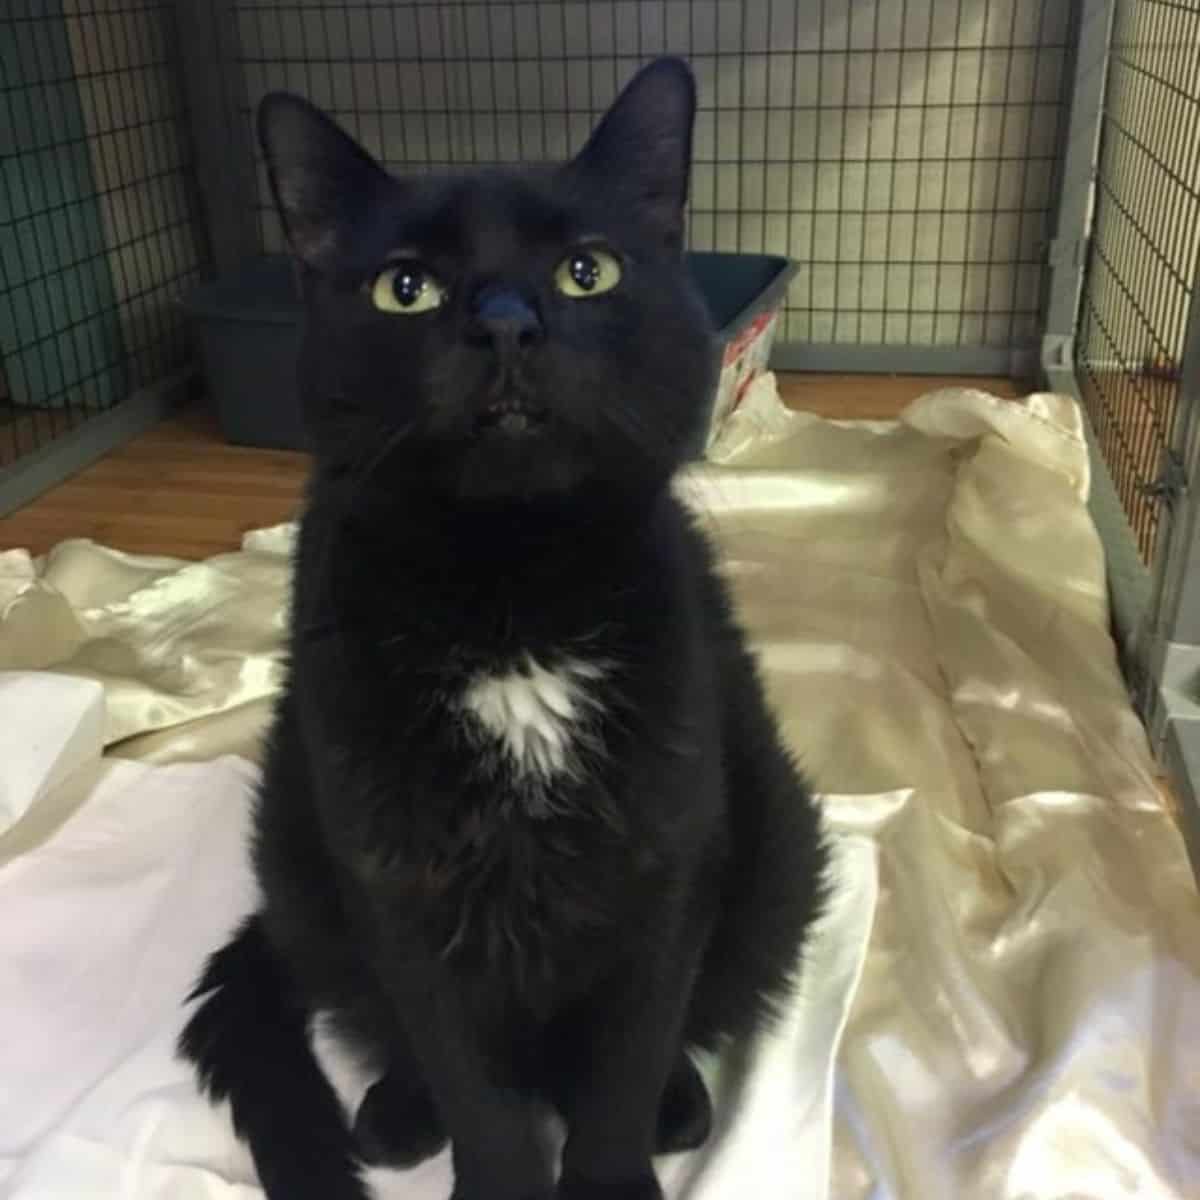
[
  {"left": 1077, "top": 0, "right": 1200, "bottom": 569},
  {"left": 1070, "top": 0, "right": 1200, "bottom": 836},
  {"left": 0, "top": 2, "right": 209, "bottom": 504},
  {"left": 222, "top": 0, "right": 1075, "bottom": 377},
  {"left": 1, "top": 0, "right": 1199, "bottom": 827}
]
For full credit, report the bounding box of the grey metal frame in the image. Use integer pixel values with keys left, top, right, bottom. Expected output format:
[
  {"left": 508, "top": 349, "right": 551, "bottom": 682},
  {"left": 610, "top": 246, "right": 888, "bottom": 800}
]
[
  {"left": 771, "top": 343, "right": 1039, "bottom": 380},
  {"left": 0, "top": 369, "right": 195, "bottom": 519},
  {"left": 1040, "top": 0, "right": 1152, "bottom": 651},
  {"left": 1040, "top": 0, "right": 1200, "bottom": 868},
  {"left": 1141, "top": 276, "right": 1200, "bottom": 871}
]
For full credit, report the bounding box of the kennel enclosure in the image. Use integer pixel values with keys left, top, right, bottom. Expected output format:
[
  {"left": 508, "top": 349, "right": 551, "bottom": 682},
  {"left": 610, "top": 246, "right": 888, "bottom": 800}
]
[
  {"left": 2, "top": 0, "right": 1200, "bottom": 851},
  {"left": 0, "top": 3, "right": 209, "bottom": 507}
]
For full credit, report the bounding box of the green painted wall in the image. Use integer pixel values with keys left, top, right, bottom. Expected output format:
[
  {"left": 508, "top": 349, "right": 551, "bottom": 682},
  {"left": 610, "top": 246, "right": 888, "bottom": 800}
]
[{"left": 0, "top": 4, "right": 126, "bottom": 411}]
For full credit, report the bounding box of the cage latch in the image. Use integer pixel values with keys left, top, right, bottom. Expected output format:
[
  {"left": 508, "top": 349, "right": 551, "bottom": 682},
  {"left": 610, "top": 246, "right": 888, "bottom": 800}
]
[{"left": 1139, "top": 450, "right": 1187, "bottom": 508}]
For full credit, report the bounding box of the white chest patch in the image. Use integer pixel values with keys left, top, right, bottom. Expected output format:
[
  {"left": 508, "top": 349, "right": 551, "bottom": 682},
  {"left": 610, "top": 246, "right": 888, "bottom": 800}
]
[{"left": 460, "top": 654, "right": 605, "bottom": 783}]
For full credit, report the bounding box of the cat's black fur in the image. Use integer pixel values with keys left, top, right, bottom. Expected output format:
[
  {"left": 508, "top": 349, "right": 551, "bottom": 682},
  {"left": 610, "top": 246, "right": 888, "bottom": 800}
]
[{"left": 179, "top": 58, "right": 828, "bottom": 1200}]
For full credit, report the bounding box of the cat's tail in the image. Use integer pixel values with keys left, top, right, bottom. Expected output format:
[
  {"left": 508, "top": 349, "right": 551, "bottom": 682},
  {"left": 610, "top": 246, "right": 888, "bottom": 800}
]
[{"left": 178, "top": 915, "right": 369, "bottom": 1200}]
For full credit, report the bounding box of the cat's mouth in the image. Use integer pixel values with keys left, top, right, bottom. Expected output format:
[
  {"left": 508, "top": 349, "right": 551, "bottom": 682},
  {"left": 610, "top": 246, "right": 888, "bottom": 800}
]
[{"left": 475, "top": 396, "right": 550, "bottom": 436}]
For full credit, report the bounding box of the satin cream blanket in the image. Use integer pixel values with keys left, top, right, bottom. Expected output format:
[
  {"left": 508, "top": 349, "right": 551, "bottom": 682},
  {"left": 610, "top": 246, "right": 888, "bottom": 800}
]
[{"left": 0, "top": 382, "right": 1196, "bottom": 1199}]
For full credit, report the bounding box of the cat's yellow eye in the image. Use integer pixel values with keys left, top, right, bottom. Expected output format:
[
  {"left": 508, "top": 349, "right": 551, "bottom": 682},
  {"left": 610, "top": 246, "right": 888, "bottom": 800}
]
[
  {"left": 370, "top": 261, "right": 446, "bottom": 314},
  {"left": 555, "top": 247, "right": 622, "bottom": 298}
]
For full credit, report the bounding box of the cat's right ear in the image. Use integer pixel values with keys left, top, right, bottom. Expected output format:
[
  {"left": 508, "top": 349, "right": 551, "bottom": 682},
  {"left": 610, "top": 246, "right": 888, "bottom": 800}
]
[{"left": 257, "top": 93, "right": 392, "bottom": 272}]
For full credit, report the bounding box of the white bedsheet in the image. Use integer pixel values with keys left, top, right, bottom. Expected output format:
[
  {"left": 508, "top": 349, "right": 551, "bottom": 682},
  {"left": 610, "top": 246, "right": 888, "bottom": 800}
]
[{"left": 0, "top": 671, "right": 875, "bottom": 1200}]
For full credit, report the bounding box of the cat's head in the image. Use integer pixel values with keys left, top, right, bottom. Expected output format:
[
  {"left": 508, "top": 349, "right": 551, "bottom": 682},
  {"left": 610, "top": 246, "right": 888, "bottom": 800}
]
[{"left": 258, "top": 58, "right": 714, "bottom": 505}]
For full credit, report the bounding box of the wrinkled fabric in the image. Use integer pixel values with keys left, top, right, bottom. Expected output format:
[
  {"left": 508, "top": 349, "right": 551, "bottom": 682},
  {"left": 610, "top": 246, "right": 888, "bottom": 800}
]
[
  {"left": 1, "top": 381, "right": 1197, "bottom": 1198},
  {"left": 0, "top": 685, "right": 874, "bottom": 1200}
]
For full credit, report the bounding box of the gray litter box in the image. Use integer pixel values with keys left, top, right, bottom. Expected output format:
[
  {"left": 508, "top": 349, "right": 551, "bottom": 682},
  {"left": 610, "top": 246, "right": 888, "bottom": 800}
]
[{"left": 184, "top": 252, "right": 797, "bottom": 454}]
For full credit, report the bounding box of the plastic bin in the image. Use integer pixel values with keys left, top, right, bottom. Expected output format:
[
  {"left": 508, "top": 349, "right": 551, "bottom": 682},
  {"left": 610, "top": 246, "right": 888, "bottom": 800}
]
[{"left": 184, "top": 252, "right": 796, "bottom": 454}]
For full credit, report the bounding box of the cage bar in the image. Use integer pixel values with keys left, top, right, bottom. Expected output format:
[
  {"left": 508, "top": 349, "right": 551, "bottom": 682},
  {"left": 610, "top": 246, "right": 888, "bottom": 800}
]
[{"left": 0, "top": 0, "right": 210, "bottom": 515}]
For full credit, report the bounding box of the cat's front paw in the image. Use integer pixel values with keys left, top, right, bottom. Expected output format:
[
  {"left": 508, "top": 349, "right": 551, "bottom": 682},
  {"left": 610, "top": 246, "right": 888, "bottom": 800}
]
[
  {"left": 556, "top": 1169, "right": 664, "bottom": 1200},
  {"left": 353, "top": 1072, "right": 447, "bottom": 1167}
]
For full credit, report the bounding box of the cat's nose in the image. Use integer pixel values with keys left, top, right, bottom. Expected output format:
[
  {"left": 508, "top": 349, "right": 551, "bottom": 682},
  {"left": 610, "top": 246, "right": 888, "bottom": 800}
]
[{"left": 467, "top": 285, "right": 543, "bottom": 351}]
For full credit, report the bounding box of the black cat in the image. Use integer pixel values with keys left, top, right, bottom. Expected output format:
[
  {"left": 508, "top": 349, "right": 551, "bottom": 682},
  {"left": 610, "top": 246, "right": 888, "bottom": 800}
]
[{"left": 179, "top": 57, "right": 828, "bottom": 1200}]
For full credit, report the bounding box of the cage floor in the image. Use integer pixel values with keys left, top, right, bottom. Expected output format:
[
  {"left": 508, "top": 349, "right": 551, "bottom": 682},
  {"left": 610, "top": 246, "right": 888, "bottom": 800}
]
[
  {"left": 1, "top": 382, "right": 1195, "bottom": 1198},
  {"left": 0, "top": 373, "right": 1022, "bottom": 560}
]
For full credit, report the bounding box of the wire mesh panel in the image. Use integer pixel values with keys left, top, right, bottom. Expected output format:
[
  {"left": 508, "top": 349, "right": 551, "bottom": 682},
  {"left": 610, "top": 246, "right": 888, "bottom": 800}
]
[
  {"left": 225, "top": 0, "right": 1073, "bottom": 366},
  {"left": 1077, "top": 0, "right": 1200, "bottom": 565},
  {"left": 0, "top": 0, "right": 209, "bottom": 471}
]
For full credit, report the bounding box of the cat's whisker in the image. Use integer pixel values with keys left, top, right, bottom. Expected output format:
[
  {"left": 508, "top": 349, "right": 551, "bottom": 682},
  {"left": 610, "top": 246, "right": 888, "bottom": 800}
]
[
  {"left": 602, "top": 405, "right": 675, "bottom": 463},
  {"left": 358, "top": 420, "right": 419, "bottom": 483}
]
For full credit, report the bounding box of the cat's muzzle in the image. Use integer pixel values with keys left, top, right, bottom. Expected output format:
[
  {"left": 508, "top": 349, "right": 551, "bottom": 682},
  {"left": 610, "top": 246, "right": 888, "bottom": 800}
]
[{"left": 475, "top": 395, "right": 550, "bottom": 436}]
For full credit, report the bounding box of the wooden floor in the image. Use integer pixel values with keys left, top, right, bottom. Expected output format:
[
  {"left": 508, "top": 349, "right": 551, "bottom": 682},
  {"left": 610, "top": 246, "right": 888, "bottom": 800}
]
[{"left": 0, "top": 373, "right": 1021, "bottom": 561}]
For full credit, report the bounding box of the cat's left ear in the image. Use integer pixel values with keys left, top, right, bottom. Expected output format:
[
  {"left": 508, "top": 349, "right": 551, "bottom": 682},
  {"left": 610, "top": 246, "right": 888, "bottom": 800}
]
[{"left": 570, "top": 57, "right": 695, "bottom": 248}]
